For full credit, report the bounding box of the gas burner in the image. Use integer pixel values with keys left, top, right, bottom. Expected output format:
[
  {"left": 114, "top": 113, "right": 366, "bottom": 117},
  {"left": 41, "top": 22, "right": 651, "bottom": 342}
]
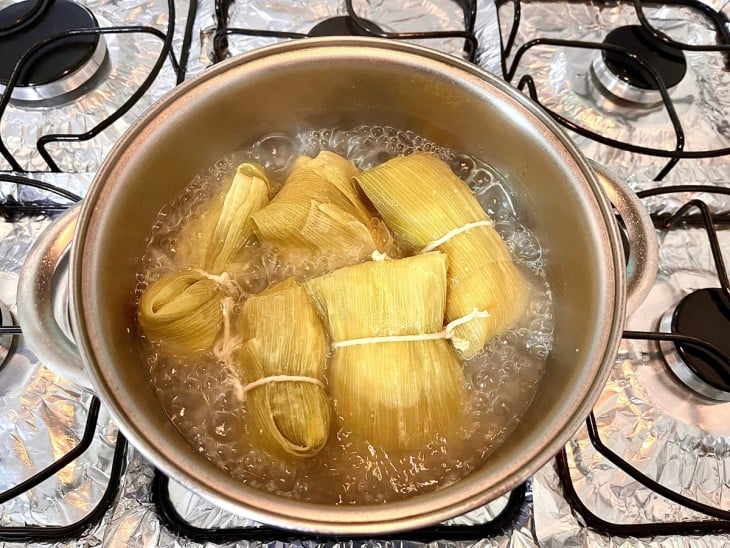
[
  {"left": 0, "top": 0, "right": 109, "bottom": 106},
  {"left": 308, "top": 16, "right": 383, "bottom": 37},
  {"left": 659, "top": 288, "right": 730, "bottom": 402},
  {"left": 591, "top": 25, "right": 687, "bottom": 106}
]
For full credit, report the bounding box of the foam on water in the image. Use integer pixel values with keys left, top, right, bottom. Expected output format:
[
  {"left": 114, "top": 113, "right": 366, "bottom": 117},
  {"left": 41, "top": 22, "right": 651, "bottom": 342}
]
[{"left": 135, "top": 126, "right": 554, "bottom": 504}]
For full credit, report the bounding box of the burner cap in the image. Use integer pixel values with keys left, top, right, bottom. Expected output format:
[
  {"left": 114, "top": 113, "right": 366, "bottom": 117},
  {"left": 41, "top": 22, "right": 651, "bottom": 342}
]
[
  {"left": 0, "top": 0, "right": 108, "bottom": 105},
  {"left": 659, "top": 288, "right": 730, "bottom": 402},
  {"left": 591, "top": 25, "right": 687, "bottom": 106},
  {"left": 309, "top": 16, "right": 384, "bottom": 37}
]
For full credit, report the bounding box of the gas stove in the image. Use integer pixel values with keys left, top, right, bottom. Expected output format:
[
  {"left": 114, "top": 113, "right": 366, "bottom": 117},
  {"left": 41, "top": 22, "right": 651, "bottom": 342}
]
[{"left": 0, "top": 1, "right": 728, "bottom": 546}]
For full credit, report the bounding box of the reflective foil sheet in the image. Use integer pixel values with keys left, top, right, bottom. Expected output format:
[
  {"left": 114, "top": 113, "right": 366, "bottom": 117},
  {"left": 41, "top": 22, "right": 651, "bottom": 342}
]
[
  {"left": 0, "top": 0, "right": 193, "bottom": 172},
  {"left": 533, "top": 163, "right": 730, "bottom": 546},
  {"left": 2, "top": 0, "right": 730, "bottom": 545},
  {"left": 498, "top": 0, "right": 730, "bottom": 181}
]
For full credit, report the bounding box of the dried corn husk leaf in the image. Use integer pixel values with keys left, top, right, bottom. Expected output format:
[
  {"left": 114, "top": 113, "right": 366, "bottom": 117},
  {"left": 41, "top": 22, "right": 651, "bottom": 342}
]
[
  {"left": 138, "top": 271, "right": 229, "bottom": 352},
  {"left": 177, "top": 162, "right": 270, "bottom": 273},
  {"left": 139, "top": 163, "right": 268, "bottom": 353},
  {"left": 250, "top": 151, "right": 393, "bottom": 273},
  {"left": 305, "top": 252, "right": 463, "bottom": 451},
  {"left": 355, "top": 153, "right": 526, "bottom": 358},
  {"left": 238, "top": 278, "right": 331, "bottom": 459}
]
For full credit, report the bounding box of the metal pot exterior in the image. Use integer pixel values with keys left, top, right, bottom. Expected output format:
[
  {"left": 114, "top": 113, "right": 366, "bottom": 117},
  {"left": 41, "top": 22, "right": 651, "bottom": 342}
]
[{"left": 70, "top": 39, "right": 625, "bottom": 534}]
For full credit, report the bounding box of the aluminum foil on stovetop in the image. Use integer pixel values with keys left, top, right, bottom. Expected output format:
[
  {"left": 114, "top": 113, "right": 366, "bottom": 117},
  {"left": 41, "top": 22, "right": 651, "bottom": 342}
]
[
  {"left": 0, "top": 0, "right": 204, "bottom": 173},
  {"left": 501, "top": 0, "right": 730, "bottom": 181},
  {"left": 200, "top": 0, "right": 502, "bottom": 73},
  {"left": 531, "top": 163, "right": 730, "bottom": 546},
  {"left": 0, "top": 176, "right": 126, "bottom": 536}
]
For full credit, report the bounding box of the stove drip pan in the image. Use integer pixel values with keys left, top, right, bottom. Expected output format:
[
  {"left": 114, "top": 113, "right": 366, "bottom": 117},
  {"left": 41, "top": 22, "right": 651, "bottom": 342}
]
[
  {"left": 591, "top": 24, "right": 687, "bottom": 107},
  {"left": 659, "top": 288, "right": 730, "bottom": 402},
  {"left": 0, "top": 0, "right": 109, "bottom": 107}
]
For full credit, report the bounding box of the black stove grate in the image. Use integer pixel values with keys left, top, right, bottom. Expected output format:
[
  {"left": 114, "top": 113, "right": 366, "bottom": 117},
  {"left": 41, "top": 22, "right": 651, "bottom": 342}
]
[
  {"left": 0, "top": 397, "right": 129, "bottom": 543},
  {"left": 495, "top": 0, "right": 730, "bottom": 181},
  {"left": 0, "top": 0, "right": 198, "bottom": 173},
  {"left": 556, "top": 185, "right": 730, "bottom": 537},
  {"left": 151, "top": 470, "right": 528, "bottom": 543},
  {"left": 211, "top": 0, "right": 478, "bottom": 63}
]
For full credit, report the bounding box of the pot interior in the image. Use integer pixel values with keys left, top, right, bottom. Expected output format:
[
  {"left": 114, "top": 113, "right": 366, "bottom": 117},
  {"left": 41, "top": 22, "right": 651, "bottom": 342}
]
[{"left": 74, "top": 39, "right": 622, "bottom": 533}]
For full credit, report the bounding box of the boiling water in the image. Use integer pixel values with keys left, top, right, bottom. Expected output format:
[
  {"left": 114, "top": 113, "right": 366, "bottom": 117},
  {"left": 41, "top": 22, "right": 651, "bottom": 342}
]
[{"left": 135, "top": 126, "right": 553, "bottom": 504}]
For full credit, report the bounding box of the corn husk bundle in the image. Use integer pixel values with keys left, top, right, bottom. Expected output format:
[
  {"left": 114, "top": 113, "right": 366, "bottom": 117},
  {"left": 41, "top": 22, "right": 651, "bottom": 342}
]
[
  {"left": 176, "top": 162, "right": 270, "bottom": 273},
  {"left": 138, "top": 163, "right": 270, "bottom": 352},
  {"left": 250, "top": 151, "right": 394, "bottom": 273},
  {"left": 138, "top": 271, "right": 230, "bottom": 352},
  {"left": 355, "top": 153, "right": 526, "bottom": 359},
  {"left": 237, "top": 278, "right": 331, "bottom": 459},
  {"left": 305, "top": 252, "right": 463, "bottom": 451}
]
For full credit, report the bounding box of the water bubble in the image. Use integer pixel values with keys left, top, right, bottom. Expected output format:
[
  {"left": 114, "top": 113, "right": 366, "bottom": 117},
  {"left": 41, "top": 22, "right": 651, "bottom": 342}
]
[{"left": 255, "top": 133, "right": 295, "bottom": 173}]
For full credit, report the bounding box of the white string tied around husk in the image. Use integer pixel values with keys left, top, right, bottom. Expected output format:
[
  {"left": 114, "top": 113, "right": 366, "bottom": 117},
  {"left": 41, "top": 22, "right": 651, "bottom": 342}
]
[
  {"left": 213, "top": 296, "right": 242, "bottom": 366},
  {"left": 193, "top": 269, "right": 243, "bottom": 296},
  {"left": 331, "top": 307, "right": 490, "bottom": 352},
  {"left": 214, "top": 296, "right": 325, "bottom": 402},
  {"left": 418, "top": 220, "right": 494, "bottom": 254}
]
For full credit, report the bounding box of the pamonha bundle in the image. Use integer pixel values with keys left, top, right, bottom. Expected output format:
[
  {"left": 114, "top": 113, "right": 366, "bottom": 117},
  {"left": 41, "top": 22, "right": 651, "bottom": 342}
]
[
  {"left": 176, "top": 162, "right": 270, "bottom": 273},
  {"left": 138, "top": 162, "right": 269, "bottom": 352},
  {"left": 305, "top": 252, "right": 463, "bottom": 451},
  {"left": 237, "top": 278, "right": 331, "bottom": 459},
  {"left": 250, "top": 151, "right": 394, "bottom": 273},
  {"left": 355, "top": 153, "right": 526, "bottom": 359}
]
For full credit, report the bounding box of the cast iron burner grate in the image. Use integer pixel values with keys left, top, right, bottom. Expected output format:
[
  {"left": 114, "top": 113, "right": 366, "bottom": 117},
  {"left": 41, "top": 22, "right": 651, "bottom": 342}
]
[
  {"left": 0, "top": 175, "right": 128, "bottom": 543},
  {"left": 495, "top": 0, "right": 730, "bottom": 181},
  {"left": 592, "top": 24, "right": 687, "bottom": 105},
  {"left": 0, "top": 0, "right": 199, "bottom": 172},
  {"left": 0, "top": 0, "right": 108, "bottom": 106},
  {"left": 211, "top": 0, "right": 478, "bottom": 64},
  {"left": 555, "top": 185, "right": 730, "bottom": 537}
]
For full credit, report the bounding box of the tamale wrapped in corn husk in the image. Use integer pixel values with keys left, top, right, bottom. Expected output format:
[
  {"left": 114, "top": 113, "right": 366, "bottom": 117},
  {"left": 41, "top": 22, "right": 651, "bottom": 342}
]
[
  {"left": 237, "top": 278, "right": 331, "bottom": 459},
  {"left": 305, "top": 252, "right": 463, "bottom": 451},
  {"left": 355, "top": 153, "right": 526, "bottom": 359},
  {"left": 138, "top": 270, "right": 231, "bottom": 352},
  {"left": 177, "top": 162, "right": 270, "bottom": 273},
  {"left": 250, "top": 151, "right": 393, "bottom": 272},
  {"left": 138, "top": 162, "right": 269, "bottom": 352}
]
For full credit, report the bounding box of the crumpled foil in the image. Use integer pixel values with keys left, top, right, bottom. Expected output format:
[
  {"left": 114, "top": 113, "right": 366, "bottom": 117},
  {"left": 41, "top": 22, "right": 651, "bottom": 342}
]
[
  {"left": 2, "top": 1, "right": 730, "bottom": 547},
  {"left": 0, "top": 0, "right": 193, "bottom": 172},
  {"left": 501, "top": 0, "right": 730, "bottom": 181},
  {"left": 532, "top": 163, "right": 730, "bottom": 546}
]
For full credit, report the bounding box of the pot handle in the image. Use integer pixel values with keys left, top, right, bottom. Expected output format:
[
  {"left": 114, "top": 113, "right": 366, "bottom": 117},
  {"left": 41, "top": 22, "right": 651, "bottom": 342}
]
[
  {"left": 589, "top": 161, "right": 658, "bottom": 315},
  {"left": 17, "top": 205, "right": 92, "bottom": 390}
]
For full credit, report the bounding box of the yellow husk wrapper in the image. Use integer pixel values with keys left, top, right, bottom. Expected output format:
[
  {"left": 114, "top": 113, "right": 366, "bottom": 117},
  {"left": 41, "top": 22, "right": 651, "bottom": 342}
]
[
  {"left": 138, "top": 162, "right": 270, "bottom": 352},
  {"left": 137, "top": 271, "right": 227, "bottom": 352},
  {"left": 305, "top": 252, "right": 463, "bottom": 451},
  {"left": 355, "top": 153, "right": 526, "bottom": 358},
  {"left": 250, "top": 151, "right": 393, "bottom": 272},
  {"left": 176, "top": 162, "right": 270, "bottom": 273},
  {"left": 238, "top": 278, "right": 331, "bottom": 459}
]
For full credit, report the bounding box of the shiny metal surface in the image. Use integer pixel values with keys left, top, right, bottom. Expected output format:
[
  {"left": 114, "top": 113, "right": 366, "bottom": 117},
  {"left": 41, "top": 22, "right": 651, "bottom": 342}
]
[
  {"left": 16, "top": 205, "right": 89, "bottom": 389},
  {"left": 590, "top": 162, "right": 658, "bottom": 315},
  {"left": 0, "top": 36, "right": 108, "bottom": 104},
  {"left": 56, "top": 38, "right": 625, "bottom": 534},
  {"left": 590, "top": 54, "right": 667, "bottom": 106}
]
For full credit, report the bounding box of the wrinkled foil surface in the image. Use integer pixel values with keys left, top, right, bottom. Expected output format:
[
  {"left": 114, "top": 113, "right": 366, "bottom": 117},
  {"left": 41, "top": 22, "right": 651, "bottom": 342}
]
[{"left": 2, "top": 0, "right": 730, "bottom": 546}]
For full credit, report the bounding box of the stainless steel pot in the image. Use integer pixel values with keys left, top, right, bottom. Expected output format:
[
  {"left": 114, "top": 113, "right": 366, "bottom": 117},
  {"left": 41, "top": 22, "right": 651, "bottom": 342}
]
[{"left": 17, "top": 38, "right": 658, "bottom": 535}]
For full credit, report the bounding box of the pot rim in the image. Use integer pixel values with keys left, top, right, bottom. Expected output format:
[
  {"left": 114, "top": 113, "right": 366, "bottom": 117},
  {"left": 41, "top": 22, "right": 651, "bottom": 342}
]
[{"left": 71, "top": 37, "right": 626, "bottom": 534}]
